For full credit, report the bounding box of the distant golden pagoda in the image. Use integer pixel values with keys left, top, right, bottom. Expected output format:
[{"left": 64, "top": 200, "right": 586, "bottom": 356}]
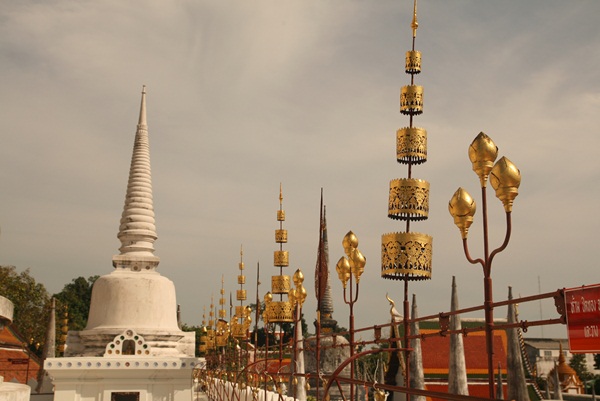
[{"left": 382, "top": 0, "right": 433, "bottom": 281}]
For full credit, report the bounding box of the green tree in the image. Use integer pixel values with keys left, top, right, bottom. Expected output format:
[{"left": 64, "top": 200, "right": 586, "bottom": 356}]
[
  {"left": 0, "top": 266, "right": 50, "bottom": 355},
  {"left": 594, "top": 354, "right": 600, "bottom": 370},
  {"left": 569, "top": 353, "right": 593, "bottom": 382},
  {"left": 53, "top": 276, "right": 99, "bottom": 331}
]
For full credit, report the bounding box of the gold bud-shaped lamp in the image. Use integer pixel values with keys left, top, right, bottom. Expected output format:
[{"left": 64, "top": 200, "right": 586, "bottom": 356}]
[
  {"left": 342, "top": 231, "right": 358, "bottom": 256},
  {"left": 448, "top": 187, "right": 476, "bottom": 239},
  {"left": 490, "top": 156, "right": 521, "bottom": 212},
  {"left": 293, "top": 269, "right": 304, "bottom": 287},
  {"left": 468, "top": 132, "right": 498, "bottom": 187},
  {"left": 336, "top": 257, "right": 351, "bottom": 289},
  {"left": 350, "top": 248, "right": 366, "bottom": 283}
]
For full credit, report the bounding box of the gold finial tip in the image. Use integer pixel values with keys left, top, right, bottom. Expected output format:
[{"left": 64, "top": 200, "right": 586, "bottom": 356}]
[
  {"left": 411, "top": 0, "right": 419, "bottom": 37},
  {"left": 142, "top": 85, "right": 146, "bottom": 94}
]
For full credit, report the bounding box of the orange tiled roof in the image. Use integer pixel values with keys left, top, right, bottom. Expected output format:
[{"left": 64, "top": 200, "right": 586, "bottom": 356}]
[{"left": 420, "top": 329, "right": 508, "bottom": 375}]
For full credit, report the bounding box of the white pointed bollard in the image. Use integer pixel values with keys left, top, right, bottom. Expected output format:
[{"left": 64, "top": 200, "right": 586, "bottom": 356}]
[
  {"left": 506, "top": 287, "right": 529, "bottom": 401},
  {"left": 409, "top": 294, "right": 425, "bottom": 401},
  {"left": 448, "top": 277, "right": 468, "bottom": 395}
]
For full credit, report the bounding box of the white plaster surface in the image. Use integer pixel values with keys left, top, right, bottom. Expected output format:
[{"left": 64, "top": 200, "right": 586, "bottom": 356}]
[{"left": 0, "top": 380, "right": 31, "bottom": 401}]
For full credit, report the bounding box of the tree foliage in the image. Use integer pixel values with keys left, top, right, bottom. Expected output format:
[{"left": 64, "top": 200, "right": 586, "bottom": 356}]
[
  {"left": 0, "top": 265, "right": 50, "bottom": 354},
  {"left": 53, "top": 275, "right": 99, "bottom": 331},
  {"left": 569, "top": 353, "right": 593, "bottom": 382}
]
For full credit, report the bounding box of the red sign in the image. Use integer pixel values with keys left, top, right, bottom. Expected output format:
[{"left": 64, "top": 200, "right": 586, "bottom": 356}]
[{"left": 565, "top": 284, "right": 600, "bottom": 353}]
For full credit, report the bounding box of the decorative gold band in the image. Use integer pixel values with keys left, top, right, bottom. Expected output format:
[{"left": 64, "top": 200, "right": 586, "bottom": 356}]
[
  {"left": 381, "top": 231, "right": 432, "bottom": 280},
  {"left": 388, "top": 178, "right": 430, "bottom": 221},
  {"left": 274, "top": 251, "right": 289, "bottom": 267},
  {"left": 397, "top": 127, "right": 427, "bottom": 164},
  {"left": 405, "top": 50, "right": 421, "bottom": 74},
  {"left": 275, "top": 229, "right": 288, "bottom": 243},
  {"left": 400, "top": 85, "right": 423, "bottom": 115},
  {"left": 271, "top": 275, "right": 291, "bottom": 294}
]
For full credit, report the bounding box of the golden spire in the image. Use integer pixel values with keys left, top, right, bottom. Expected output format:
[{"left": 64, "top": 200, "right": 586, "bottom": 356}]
[
  {"left": 266, "top": 185, "right": 294, "bottom": 323},
  {"left": 232, "top": 245, "right": 251, "bottom": 338}
]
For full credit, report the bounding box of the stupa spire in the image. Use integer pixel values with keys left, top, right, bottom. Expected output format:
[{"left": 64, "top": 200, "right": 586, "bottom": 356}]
[
  {"left": 315, "top": 190, "right": 337, "bottom": 331},
  {"left": 113, "top": 85, "right": 160, "bottom": 271}
]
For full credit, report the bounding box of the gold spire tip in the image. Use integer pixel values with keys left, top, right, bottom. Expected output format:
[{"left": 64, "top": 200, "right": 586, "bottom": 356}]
[
  {"left": 411, "top": 0, "right": 419, "bottom": 38},
  {"left": 279, "top": 183, "right": 283, "bottom": 204}
]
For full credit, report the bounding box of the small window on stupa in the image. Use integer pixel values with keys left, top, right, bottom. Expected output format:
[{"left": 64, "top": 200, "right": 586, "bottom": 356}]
[{"left": 122, "top": 339, "right": 136, "bottom": 355}]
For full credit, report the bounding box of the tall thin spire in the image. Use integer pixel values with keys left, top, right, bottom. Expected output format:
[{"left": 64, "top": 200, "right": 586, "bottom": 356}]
[
  {"left": 113, "top": 85, "right": 160, "bottom": 271},
  {"left": 315, "top": 190, "right": 336, "bottom": 331}
]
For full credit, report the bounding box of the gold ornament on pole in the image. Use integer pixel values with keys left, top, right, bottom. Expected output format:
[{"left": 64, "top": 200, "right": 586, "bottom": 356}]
[
  {"left": 448, "top": 132, "right": 521, "bottom": 398},
  {"left": 232, "top": 246, "right": 252, "bottom": 339},
  {"left": 379, "top": 1, "right": 432, "bottom": 394},
  {"left": 265, "top": 184, "right": 294, "bottom": 323}
]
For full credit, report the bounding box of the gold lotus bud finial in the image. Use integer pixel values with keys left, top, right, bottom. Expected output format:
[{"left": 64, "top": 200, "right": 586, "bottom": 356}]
[
  {"left": 490, "top": 156, "right": 521, "bottom": 212},
  {"left": 296, "top": 284, "right": 307, "bottom": 307},
  {"left": 350, "top": 248, "right": 366, "bottom": 283},
  {"left": 293, "top": 269, "right": 304, "bottom": 287},
  {"left": 469, "top": 132, "right": 498, "bottom": 187},
  {"left": 449, "top": 187, "right": 476, "bottom": 239},
  {"left": 342, "top": 231, "right": 359, "bottom": 256},
  {"left": 336, "top": 257, "right": 351, "bottom": 289},
  {"left": 411, "top": 0, "right": 419, "bottom": 38},
  {"left": 264, "top": 292, "right": 273, "bottom": 304},
  {"left": 288, "top": 287, "right": 297, "bottom": 307}
]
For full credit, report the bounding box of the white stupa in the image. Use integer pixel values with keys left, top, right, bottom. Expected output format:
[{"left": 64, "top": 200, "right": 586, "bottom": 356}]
[{"left": 45, "top": 87, "right": 203, "bottom": 401}]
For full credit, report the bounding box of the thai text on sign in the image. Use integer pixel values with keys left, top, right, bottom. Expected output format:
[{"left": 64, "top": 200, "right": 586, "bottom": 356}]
[{"left": 565, "top": 284, "right": 600, "bottom": 353}]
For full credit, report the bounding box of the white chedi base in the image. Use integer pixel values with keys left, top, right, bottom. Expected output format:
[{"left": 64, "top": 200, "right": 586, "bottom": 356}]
[
  {"left": 66, "top": 269, "right": 193, "bottom": 358},
  {"left": 45, "top": 356, "right": 204, "bottom": 401}
]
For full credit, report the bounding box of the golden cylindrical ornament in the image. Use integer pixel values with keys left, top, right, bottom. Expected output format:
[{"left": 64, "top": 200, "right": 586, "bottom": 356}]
[
  {"left": 239, "top": 262, "right": 245, "bottom": 271},
  {"left": 400, "top": 85, "right": 423, "bottom": 115},
  {"left": 266, "top": 301, "right": 294, "bottom": 323},
  {"left": 405, "top": 50, "right": 421, "bottom": 74},
  {"left": 271, "top": 275, "right": 291, "bottom": 294},
  {"left": 277, "top": 210, "right": 285, "bottom": 221},
  {"left": 235, "top": 306, "right": 246, "bottom": 317},
  {"left": 397, "top": 127, "right": 427, "bottom": 164},
  {"left": 231, "top": 324, "right": 247, "bottom": 338},
  {"left": 381, "top": 231, "right": 432, "bottom": 280},
  {"left": 388, "top": 178, "right": 430, "bottom": 221},
  {"left": 236, "top": 289, "right": 247, "bottom": 301},
  {"left": 238, "top": 274, "right": 246, "bottom": 285},
  {"left": 275, "top": 229, "right": 288, "bottom": 243},
  {"left": 274, "top": 250, "right": 289, "bottom": 267}
]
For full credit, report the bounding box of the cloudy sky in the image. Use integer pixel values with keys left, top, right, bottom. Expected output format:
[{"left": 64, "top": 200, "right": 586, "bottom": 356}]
[{"left": 1, "top": 1, "right": 599, "bottom": 340}]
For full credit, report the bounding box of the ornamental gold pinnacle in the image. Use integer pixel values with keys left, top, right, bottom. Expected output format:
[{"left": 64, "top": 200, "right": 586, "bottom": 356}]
[
  {"left": 382, "top": 0, "right": 432, "bottom": 281},
  {"left": 265, "top": 184, "right": 294, "bottom": 323},
  {"left": 232, "top": 245, "right": 251, "bottom": 338}
]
